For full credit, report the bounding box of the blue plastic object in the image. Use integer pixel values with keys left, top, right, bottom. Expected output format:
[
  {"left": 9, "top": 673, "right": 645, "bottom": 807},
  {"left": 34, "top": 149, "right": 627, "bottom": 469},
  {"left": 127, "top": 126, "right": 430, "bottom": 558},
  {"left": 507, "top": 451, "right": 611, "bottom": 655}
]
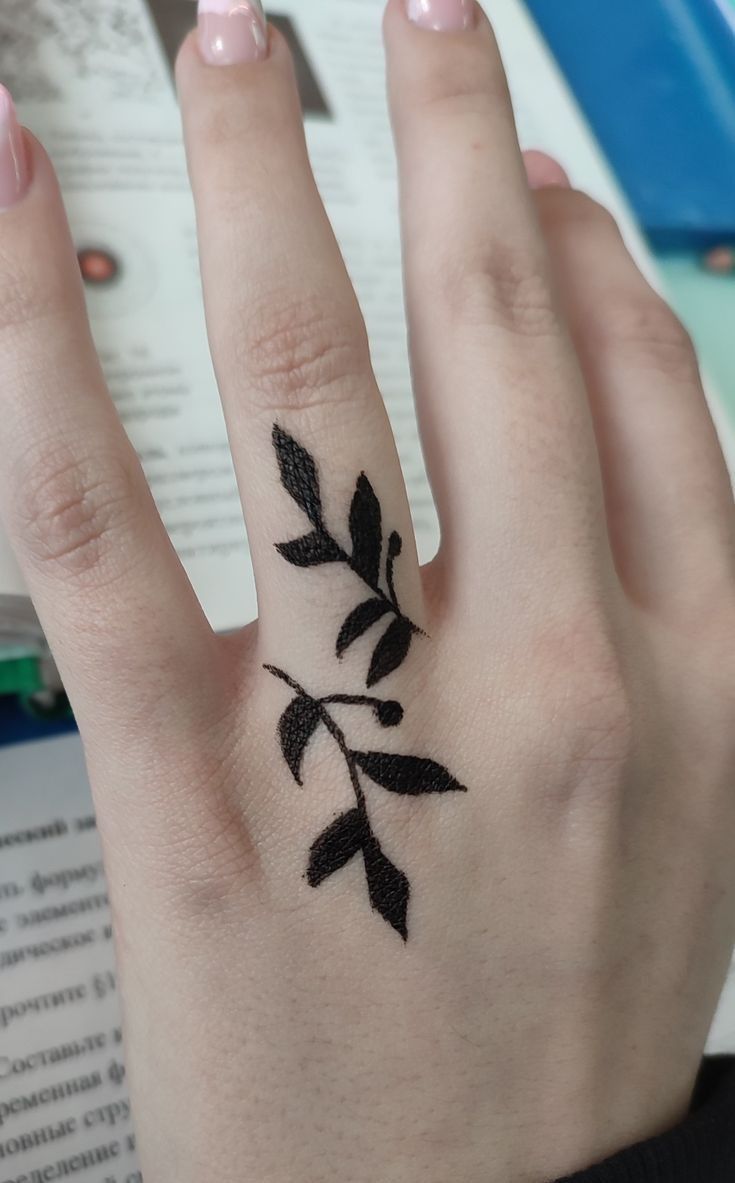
[{"left": 526, "top": 0, "right": 735, "bottom": 247}]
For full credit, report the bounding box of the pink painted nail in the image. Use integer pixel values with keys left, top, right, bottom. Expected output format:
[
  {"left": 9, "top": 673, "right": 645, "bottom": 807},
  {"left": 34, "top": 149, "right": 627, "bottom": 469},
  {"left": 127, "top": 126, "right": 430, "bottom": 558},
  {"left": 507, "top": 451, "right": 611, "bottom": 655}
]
[
  {"left": 198, "top": 0, "right": 268, "bottom": 66},
  {"left": 406, "top": 0, "right": 475, "bottom": 32},
  {"left": 0, "top": 86, "right": 29, "bottom": 210}
]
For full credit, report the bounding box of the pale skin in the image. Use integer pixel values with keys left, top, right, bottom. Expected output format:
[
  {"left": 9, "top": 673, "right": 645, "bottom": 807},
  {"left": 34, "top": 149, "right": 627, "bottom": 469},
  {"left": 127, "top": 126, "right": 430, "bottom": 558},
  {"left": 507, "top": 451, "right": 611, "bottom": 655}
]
[{"left": 0, "top": 2, "right": 734, "bottom": 1180}]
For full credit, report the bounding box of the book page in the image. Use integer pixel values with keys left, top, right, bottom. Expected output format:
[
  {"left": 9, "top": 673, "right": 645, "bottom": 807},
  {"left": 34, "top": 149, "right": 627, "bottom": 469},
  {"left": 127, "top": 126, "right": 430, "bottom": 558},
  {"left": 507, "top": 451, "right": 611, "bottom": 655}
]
[
  {"left": 2, "top": 0, "right": 731, "bottom": 633},
  {"left": 0, "top": 737, "right": 139, "bottom": 1183}
]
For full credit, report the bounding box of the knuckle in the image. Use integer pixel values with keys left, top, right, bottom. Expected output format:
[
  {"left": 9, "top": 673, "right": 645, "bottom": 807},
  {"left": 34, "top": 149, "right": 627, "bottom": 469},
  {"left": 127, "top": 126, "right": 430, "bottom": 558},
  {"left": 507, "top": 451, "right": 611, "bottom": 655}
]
[
  {"left": 537, "top": 191, "right": 701, "bottom": 382},
  {"left": 531, "top": 607, "right": 635, "bottom": 800},
  {"left": 187, "top": 62, "right": 303, "bottom": 199},
  {"left": 133, "top": 733, "right": 263, "bottom": 922},
  {"left": 149, "top": 794, "right": 259, "bottom": 919},
  {"left": 416, "top": 72, "right": 510, "bottom": 122},
  {"left": 237, "top": 292, "right": 372, "bottom": 415},
  {"left": 13, "top": 442, "right": 138, "bottom": 581},
  {"left": 596, "top": 294, "right": 698, "bottom": 380},
  {"left": 440, "top": 245, "right": 559, "bottom": 340}
]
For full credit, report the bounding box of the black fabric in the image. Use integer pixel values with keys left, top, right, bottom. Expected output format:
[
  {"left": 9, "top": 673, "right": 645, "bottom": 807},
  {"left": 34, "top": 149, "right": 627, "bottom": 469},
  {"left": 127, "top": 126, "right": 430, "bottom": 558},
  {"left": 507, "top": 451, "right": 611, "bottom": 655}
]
[{"left": 552, "top": 1057, "right": 735, "bottom": 1182}]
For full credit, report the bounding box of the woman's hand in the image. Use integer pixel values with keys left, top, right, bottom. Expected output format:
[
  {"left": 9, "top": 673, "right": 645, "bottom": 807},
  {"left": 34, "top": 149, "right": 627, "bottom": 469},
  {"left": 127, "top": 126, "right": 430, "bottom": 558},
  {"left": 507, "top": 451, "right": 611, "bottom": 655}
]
[{"left": 0, "top": 3, "right": 733, "bottom": 1180}]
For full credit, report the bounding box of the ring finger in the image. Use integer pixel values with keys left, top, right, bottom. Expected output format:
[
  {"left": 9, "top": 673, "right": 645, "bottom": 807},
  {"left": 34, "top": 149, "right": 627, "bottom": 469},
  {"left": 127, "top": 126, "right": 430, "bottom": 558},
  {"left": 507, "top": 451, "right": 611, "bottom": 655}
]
[{"left": 384, "top": 0, "right": 614, "bottom": 620}]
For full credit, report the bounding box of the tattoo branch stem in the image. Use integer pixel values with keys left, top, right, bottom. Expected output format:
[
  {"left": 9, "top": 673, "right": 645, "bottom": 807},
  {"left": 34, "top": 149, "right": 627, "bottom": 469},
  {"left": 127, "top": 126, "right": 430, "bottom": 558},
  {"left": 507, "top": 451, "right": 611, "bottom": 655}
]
[
  {"left": 323, "top": 533, "right": 419, "bottom": 634},
  {"left": 265, "top": 666, "right": 370, "bottom": 818}
]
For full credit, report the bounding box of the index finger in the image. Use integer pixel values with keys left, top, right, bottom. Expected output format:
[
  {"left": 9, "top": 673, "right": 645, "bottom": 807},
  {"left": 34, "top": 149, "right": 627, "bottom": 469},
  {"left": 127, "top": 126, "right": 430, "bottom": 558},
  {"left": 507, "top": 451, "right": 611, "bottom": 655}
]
[{"left": 0, "top": 94, "right": 217, "bottom": 748}]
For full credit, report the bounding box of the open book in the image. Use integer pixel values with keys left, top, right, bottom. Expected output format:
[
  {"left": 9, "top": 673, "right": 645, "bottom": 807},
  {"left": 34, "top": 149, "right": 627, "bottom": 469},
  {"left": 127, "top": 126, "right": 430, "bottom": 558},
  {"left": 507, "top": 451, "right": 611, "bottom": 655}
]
[{"left": 0, "top": 2, "right": 733, "bottom": 1177}]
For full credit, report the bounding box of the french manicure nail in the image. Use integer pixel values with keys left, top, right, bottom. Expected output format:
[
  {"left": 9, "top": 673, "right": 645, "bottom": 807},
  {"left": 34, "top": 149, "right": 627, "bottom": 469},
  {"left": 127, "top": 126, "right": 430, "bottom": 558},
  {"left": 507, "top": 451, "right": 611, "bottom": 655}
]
[
  {"left": 198, "top": 0, "right": 268, "bottom": 66},
  {"left": 0, "top": 85, "right": 29, "bottom": 210},
  {"left": 406, "top": 0, "right": 475, "bottom": 33}
]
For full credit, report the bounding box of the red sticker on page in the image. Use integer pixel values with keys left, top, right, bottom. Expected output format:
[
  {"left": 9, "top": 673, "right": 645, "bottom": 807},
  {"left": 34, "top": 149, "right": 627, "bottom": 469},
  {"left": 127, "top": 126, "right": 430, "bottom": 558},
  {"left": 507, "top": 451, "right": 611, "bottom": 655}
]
[{"left": 77, "top": 247, "right": 120, "bottom": 287}]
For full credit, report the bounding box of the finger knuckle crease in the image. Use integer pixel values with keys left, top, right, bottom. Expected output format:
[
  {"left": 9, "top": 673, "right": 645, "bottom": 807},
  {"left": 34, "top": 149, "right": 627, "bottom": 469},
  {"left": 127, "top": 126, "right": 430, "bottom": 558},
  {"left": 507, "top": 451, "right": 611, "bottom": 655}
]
[
  {"left": 239, "top": 295, "right": 370, "bottom": 414},
  {"left": 15, "top": 446, "right": 137, "bottom": 579},
  {"left": 410, "top": 49, "right": 510, "bottom": 117},
  {"left": 600, "top": 299, "right": 697, "bottom": 377},
  {"left": 442, "top": 249, "right": 558, "bottom": 339}
]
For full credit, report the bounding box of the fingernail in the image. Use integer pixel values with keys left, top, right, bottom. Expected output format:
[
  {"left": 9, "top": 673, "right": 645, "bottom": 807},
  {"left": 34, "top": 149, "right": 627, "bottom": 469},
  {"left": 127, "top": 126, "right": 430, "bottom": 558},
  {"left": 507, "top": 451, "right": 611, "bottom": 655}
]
[
  {"left": 523, "top": 150, "right": 571, "bottom": 191},
  {"left": 406, "top": 0, "right": 475, "bottom": 32},
  {"left": 198, "top": 0, "right": 268, "bottom": 66},
  {"left": 0, "top": 85, "right": 29, "bottom": 210}
]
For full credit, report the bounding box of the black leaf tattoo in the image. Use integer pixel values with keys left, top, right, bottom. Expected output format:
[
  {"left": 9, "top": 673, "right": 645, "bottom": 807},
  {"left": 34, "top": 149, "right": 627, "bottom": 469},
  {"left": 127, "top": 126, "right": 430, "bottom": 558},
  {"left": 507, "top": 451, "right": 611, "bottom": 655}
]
[
  {"left": 275, "top": 530, "right": 343, "bottom": 568},
  {"left": 273, "top": 424, "right": 324, "bottom": 528},
  {"left": 386, "top": 531, "right": 402, "bottom": 608},
  {"left": 279, "top": 694, "right": 323, "bottom": 786},
  {"left": 363, "top": 836, "right": 411, "bottom": 941},
  {"left": 352, "top": 752, "right": 467, "bottom": 796},
  {"left": 307, "top": 808, "right": 365, "bottom": 888},
  {"left": 349, "top": 474, "right": 382, "bottom": 587},
  {"left": 266, "top": 665, "right": 466, "bottom": 940},
  {"left": 336, "top": 598, "right": 391, "bottom": 658},
  {"left": 367, "top": 616, "right": 414, "bottom": 689},
  {"left": 272, "top": 425, "right": 422, "bottom": 686}
]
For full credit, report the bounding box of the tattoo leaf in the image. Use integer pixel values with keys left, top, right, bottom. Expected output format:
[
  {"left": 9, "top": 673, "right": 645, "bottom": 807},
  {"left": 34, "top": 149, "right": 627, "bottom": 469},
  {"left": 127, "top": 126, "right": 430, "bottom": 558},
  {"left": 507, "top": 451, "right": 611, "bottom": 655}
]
[
  {"left": 349, "top": 474, "right": 382, "bottom": 587},
  {"left": 273, "top": 425, "right": 323, "bottom": 527},
  {"left": 279, "top": 695, "right": 322, "bottom": 785},
  {"left": 336, "top": 598, "right": 391, "bottom": 658},
  {"left": 386, "top": 531, "right": 403, "bottom": 606},
  {"left": 307, "top": 808, "right": 365, "bottom": 887},
  {"left": 367, "top": 616, "right": 414, "bottom": 688},
  {"left": 363, "top": 837, "right": 410, "bottom": 941},
  {"left": 276, "top": 531, "right": 342, "bottom": 568},
  {"left": 352, "top": 752, "right": 467, "bottom": 796}
]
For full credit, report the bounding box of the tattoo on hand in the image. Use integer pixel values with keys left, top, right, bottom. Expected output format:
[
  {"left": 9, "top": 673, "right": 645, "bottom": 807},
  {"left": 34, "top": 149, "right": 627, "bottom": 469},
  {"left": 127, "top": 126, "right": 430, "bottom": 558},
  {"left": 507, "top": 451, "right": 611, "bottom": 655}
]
[
  {"left": 273, "top": 425, "right": 422, "bottom": 687},
  {"left": 268, "top": 423, "right": 467, "bottom": 938},
  {"left": 265, "top": 665, "right": 467, "bottom": 940}
]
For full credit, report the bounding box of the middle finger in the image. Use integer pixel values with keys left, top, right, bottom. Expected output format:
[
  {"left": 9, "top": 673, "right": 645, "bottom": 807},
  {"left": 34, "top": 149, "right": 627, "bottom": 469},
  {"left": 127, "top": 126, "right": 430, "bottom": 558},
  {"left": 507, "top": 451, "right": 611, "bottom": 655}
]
[{"left": 177, "top": 25, "right": 425, "bottom": 675}]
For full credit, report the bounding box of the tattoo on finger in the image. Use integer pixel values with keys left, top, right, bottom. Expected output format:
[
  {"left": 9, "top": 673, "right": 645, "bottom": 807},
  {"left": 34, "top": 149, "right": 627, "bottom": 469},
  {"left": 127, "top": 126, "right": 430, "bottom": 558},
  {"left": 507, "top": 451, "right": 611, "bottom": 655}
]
[{"left": 273, "top": 425, "right": 423, "bottom": 687}]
